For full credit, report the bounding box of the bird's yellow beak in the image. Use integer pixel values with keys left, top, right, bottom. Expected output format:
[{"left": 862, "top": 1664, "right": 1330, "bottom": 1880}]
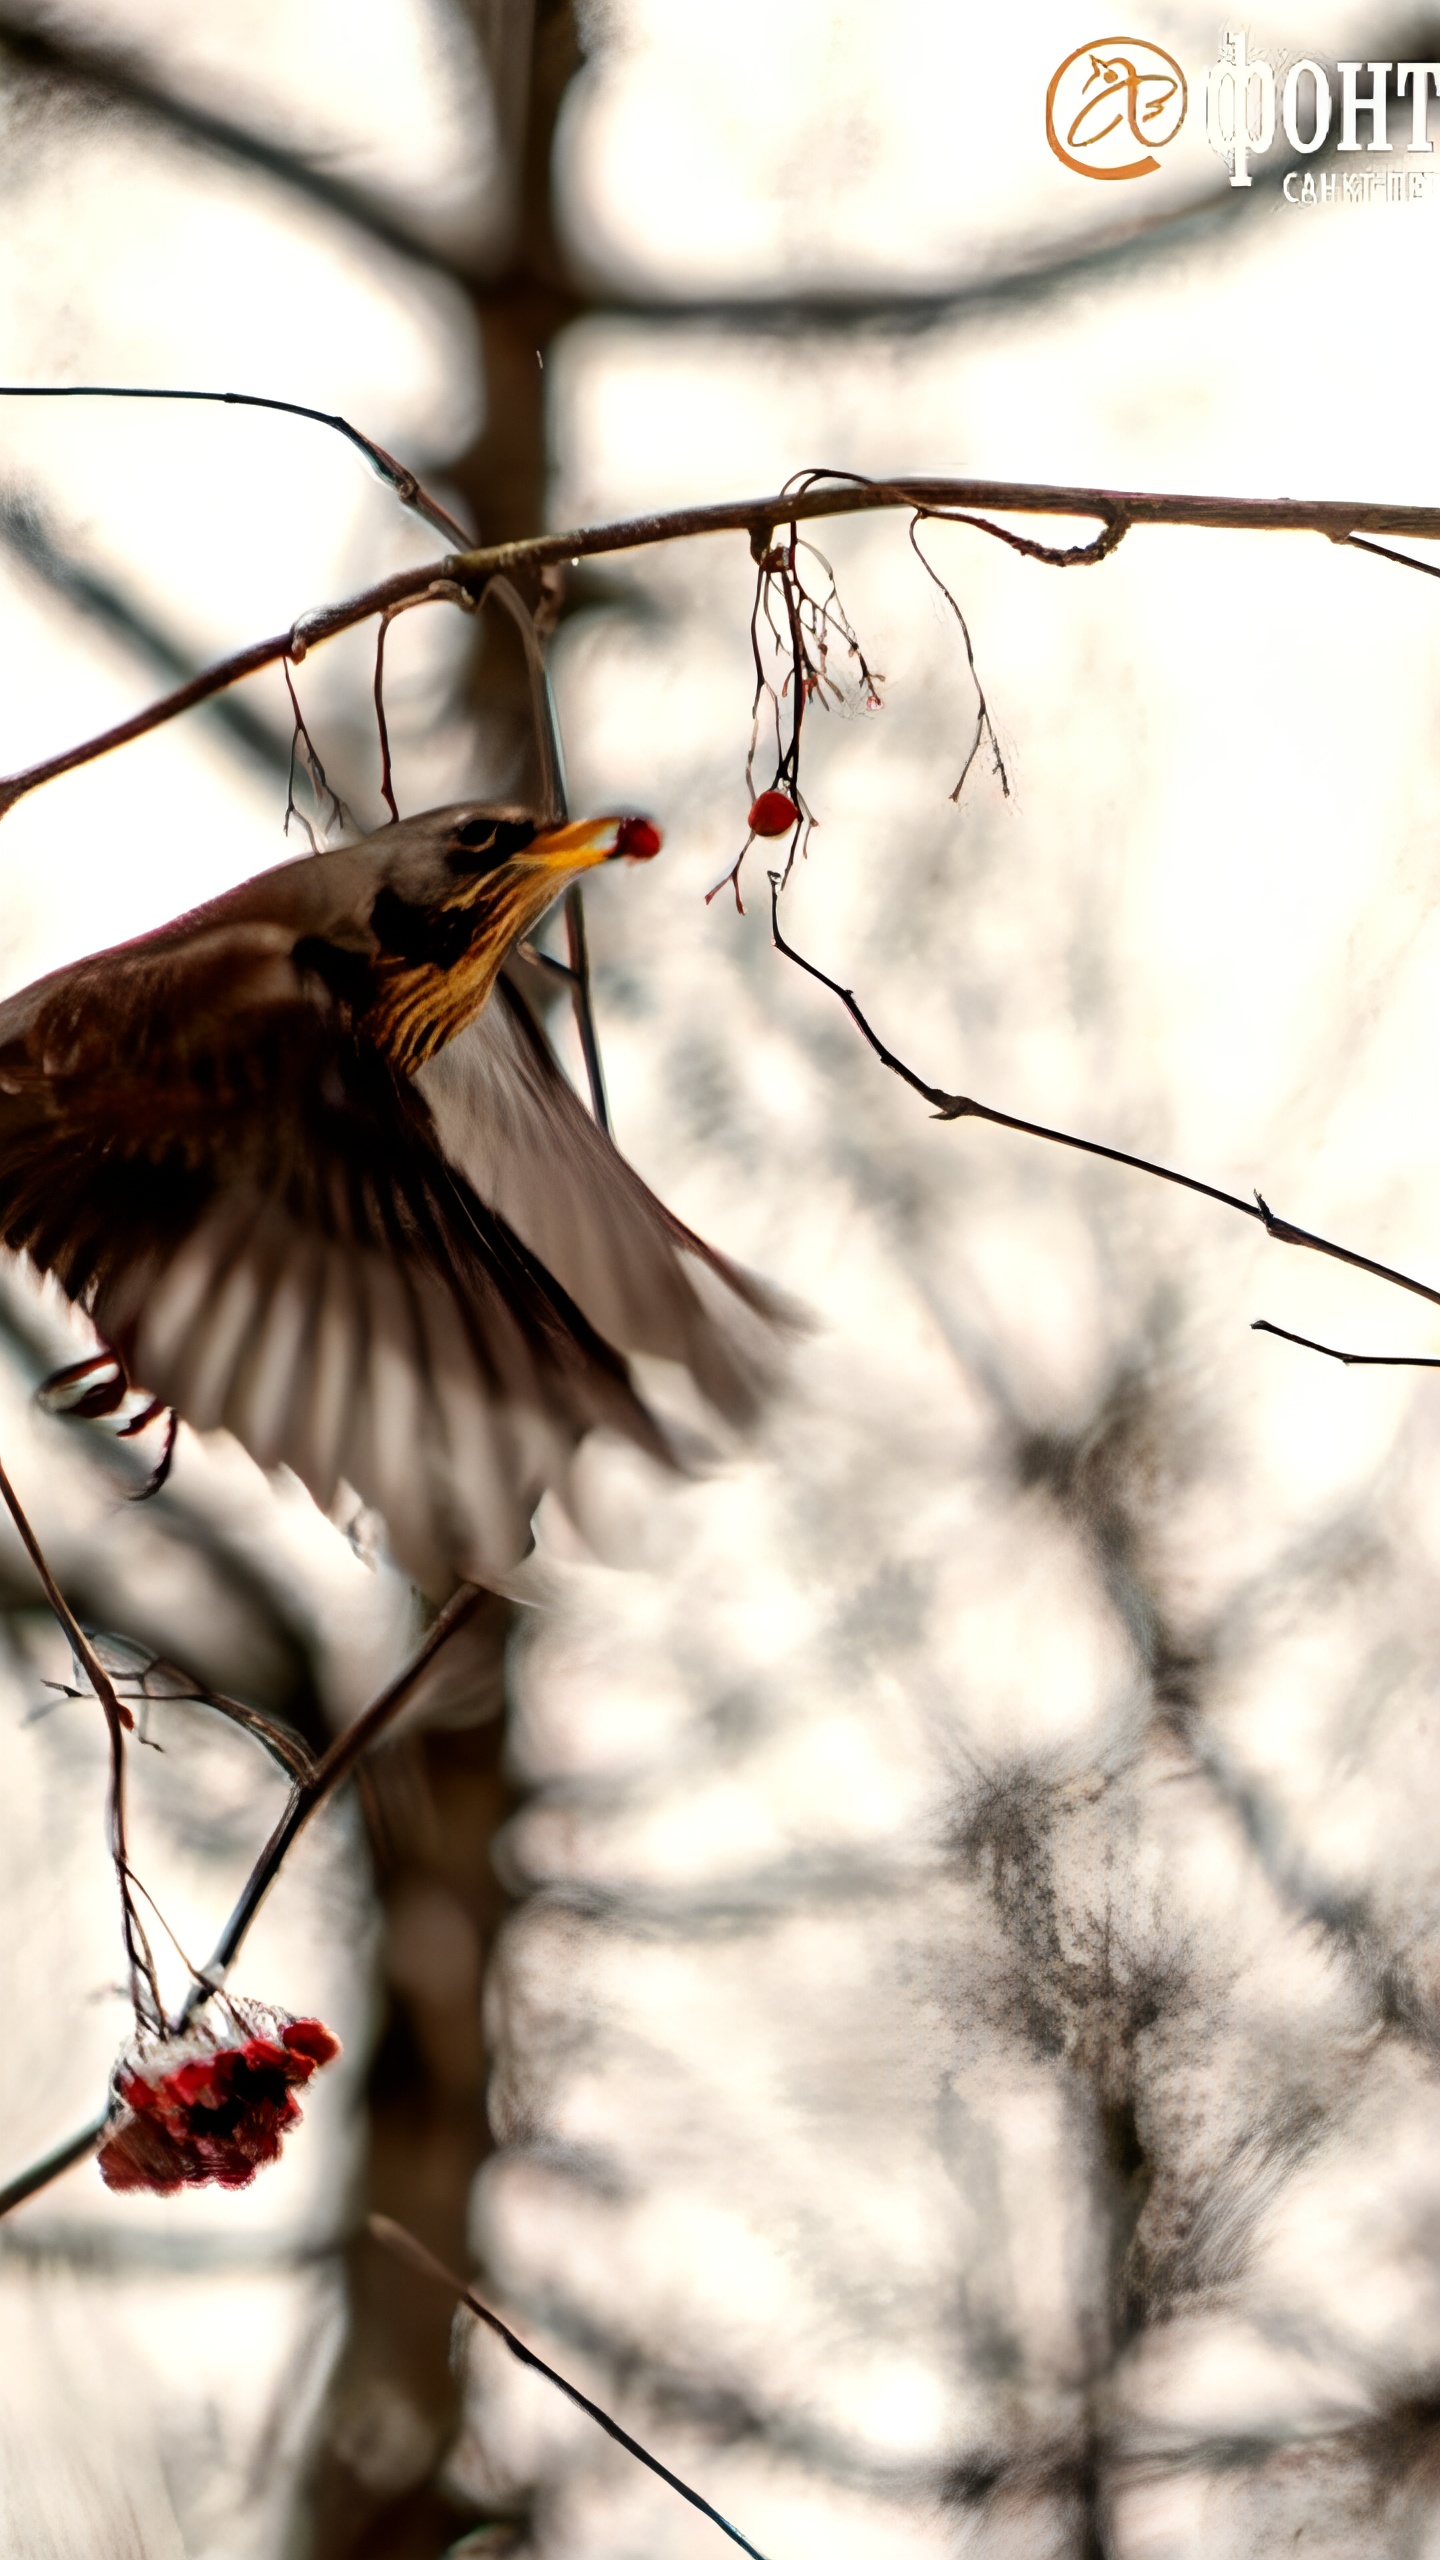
[{"left": 529, "top": 814, "right": 663, "bottom": 871}]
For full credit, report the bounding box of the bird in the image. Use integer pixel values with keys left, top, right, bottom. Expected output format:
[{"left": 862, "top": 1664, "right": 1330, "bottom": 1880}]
[{"left": 0, "top": 804, "right": 786, "bottom": 1594}]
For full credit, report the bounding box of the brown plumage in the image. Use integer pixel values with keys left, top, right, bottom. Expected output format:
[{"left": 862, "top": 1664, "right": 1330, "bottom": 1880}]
[{"left": 0, "top": 804, "right": 785, "bottom": 1594}]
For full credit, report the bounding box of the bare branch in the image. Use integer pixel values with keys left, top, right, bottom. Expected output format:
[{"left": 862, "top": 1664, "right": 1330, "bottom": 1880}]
[
  {"left": 3, "top": 470, "right": 1439, "bottom": 820},
  {"left": 1252, "top": 1319, "right": 1440, "bottom": 1368},
  {"left": 0, "top": 383, "right": 471, "bottom": 546},
  {"left": 767, "top": 876, "right": 1440, "bottom": 1323},
  {"left": 178, "top": 1584, "right": 489, "bottom": 2016},
  {"left": 368, "top": 2216, "right": 774, "bottom": 2560},
  {"left": 0, "top": 2111, "right": 110, "bottom": 2216}
]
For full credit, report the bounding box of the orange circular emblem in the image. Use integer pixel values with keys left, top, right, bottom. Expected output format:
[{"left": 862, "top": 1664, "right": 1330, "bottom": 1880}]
[{"left": 1045, "top": 37, "right": 1188, "bottom": 179}]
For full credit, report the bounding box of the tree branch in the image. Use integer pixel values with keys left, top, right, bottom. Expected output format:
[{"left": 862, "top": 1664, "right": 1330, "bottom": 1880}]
[
  {"left": 767, "top": 876, "right": 1440, "bottom": 1323},
  {"left": 1252, "top": 1319, "right": 1440, "bottom": 1368},
  {"left": 0, "top": 383, "right": 471, "bottom": 545},
  {"left": 0, "top": 1583, "right": 489, "bottom": 2215},
  {"left": 368, "top": 2216, "right": 774, "bottom": 2560},
  {"left": 3, "top": 470, "right": 1439, "bottom": 819},
  {"left": 184, "top": 1584, "right": 488, "bottom": 2017}
]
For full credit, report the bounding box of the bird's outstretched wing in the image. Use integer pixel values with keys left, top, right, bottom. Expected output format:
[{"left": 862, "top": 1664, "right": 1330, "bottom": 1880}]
[
  {"left": 417, "top": 972, "right": 792, "bottom": 1425},
  {"left": 0, "top": 920, "right": 676, "bottom": 1594}
]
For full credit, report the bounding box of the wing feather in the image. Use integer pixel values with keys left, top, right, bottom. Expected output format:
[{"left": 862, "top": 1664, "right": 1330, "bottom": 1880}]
[
  {"left": 287, "top": 1243, "right": 365, "bottom": 1509},
  {"left": 416, "top": 975, "right": 796, "bottom": 1423},
  {"left": 0, "top": 922, "right": 677, "bottom": 1592}
]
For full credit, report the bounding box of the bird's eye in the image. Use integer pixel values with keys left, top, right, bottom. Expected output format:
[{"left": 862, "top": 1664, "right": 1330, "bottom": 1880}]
[{"left": 447, "top": 814, "right": 537, "bottom": 873}]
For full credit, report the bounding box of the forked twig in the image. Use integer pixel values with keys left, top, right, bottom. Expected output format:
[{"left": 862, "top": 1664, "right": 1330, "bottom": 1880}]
[
  {"left": 711, "top": 501, "right": 885, "bottom": 910},
  {"left": 907, "top": 515, "right": 1009, "bottom": 804},
  {"left": 368, "top": 2216, "right": 774, "bottom": 2560},
  {"left": 282, "top": 662, "right": 348, "bottom": 847},
  {"left": 39, "top": 1652, "right": 316, "bottom": 1781}
]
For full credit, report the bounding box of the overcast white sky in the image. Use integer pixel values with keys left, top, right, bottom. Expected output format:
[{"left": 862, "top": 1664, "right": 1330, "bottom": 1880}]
[{"left": 5, "top": 9, "right": 1440, "bottom": 2557}]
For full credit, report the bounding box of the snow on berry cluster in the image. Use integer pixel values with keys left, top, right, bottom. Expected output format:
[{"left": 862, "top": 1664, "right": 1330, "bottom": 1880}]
[{"left": 98, "top": 2000, "right": 341, "bottom": 2193}]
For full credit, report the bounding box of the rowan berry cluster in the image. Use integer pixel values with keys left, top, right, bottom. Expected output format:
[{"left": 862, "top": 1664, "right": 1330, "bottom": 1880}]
[{"left": 98, "top": 2002, "right": 341, "bottom": 2193}]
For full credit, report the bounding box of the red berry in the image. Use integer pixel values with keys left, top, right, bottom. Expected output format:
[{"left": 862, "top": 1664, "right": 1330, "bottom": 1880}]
[
  {"left": 614, "top": 816, "right": 662, "bottom": 861},
  {"left": 748, "top": 791, "right": 798, "bottom": 838},
  {"left": 282, "top": 2017, "right": 342, "bottom": 2068}
]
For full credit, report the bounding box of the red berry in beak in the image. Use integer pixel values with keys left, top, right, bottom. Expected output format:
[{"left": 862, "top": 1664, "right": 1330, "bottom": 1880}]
[
  {"left": 747, "top": 791, "right": 798, "bottom": 838},
  {"left": 614, "top": 816, "right": 662, "bottom": 861}
]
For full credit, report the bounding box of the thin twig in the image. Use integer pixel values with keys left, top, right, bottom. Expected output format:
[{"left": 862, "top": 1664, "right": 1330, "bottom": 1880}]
[
  {"left": 907, "top": 515, "right": 1009, "bottom": 802},
  {"left": 0, "top": 489, "right": 290, "bottom": 779},
  {"left": 0, "top": 2112, "right": 109, "bottom": 2216},
  {"left": 368, "top": 2216, "right": 775, "bottom": 2560},
  {"left": 179, "top": 1584, "right": 487, "bottom": 2017},
  {"left": 373, "top": 610, "right": 402, "bottom": 824},
  {"left": 784, "top": 462, "right": 1128, "bottom": 572},
  {"left": 369, "top": 583, "right": 482, "bottom": 827},
  {"left": 1336, "top": 532, "right": 1440, "bottom": 585},
  {"left": 1252, "top": 1319, "right": 1440, "bottom": 1367},
  {"left": 715, "top": 504, "right": 884, "bottom": 907},
  {"left": 0, "top": 384, "right": 471, "bottom": 546},
  {"left": 3, "top": 472, "right": 1439, "bottom": 820},
  {"left": 42, "top": 1657, "right": 317, "bottom": 1782},
  {"left": 767, "top": 876, "right": 1440, "bottom": 1322},
  {"left": 482, "top": 575, "right": 611, "bottom": 1126},
  {"left": 564, "top": 883, "right": 610, "bottom": 1132},
  {"left": 0, "top": 1452, "right": 162, "bottom": 2025},
  {"left": 282, "top": 662, "right": 348, "bottom": 846}
]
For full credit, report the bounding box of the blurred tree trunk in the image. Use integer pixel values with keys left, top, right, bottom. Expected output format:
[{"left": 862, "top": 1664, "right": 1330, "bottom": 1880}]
[{"left": 304, "top": 14, "right": 585, "bottom": 2554}]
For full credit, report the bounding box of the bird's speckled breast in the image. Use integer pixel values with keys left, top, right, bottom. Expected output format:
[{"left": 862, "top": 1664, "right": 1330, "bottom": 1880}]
[{"left": 363, "top": 863, "right": 566, "bottom": 1073}]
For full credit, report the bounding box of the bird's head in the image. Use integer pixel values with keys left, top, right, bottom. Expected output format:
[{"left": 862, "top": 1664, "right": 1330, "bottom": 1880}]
[
  {"left": 374, "top": 802, "right": 661, "bottom": 906},
  {"left": 442, "top": 806, "right": 663, "bottom": 881},
  {"left": 362, "top": 802, "right": 663, "bottom": 1069}
]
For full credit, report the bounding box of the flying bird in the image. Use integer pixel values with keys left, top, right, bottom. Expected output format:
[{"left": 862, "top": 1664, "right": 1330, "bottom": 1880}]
[{"left": 0, "top": 805, "right": 783, "bottom": 1593}]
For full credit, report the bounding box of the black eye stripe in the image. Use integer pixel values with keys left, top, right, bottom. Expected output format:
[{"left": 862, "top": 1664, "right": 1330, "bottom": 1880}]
[
  {"left": 370, "top": 887, "right": 475, "bottom": 970},
  {"left": 447, "top": 814, "right": 537, "bottom": 872}
]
